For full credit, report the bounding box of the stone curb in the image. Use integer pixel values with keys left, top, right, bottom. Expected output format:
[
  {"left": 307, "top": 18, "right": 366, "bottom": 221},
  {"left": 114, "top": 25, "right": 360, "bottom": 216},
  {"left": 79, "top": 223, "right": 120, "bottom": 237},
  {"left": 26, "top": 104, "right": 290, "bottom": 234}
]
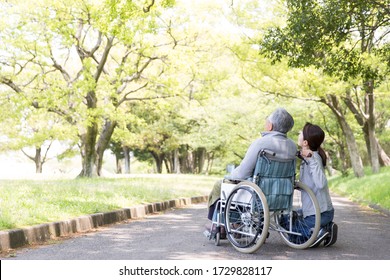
[{"left": 0, "top": 195, "right": 208, "bottom": 252}]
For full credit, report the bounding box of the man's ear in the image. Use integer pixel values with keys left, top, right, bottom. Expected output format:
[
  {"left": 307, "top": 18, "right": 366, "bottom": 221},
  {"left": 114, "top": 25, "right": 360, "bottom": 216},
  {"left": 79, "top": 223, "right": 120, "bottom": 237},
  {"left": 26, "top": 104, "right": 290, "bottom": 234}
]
[{"left": 267, "top": 122, "right": 273, "bottom": 131}]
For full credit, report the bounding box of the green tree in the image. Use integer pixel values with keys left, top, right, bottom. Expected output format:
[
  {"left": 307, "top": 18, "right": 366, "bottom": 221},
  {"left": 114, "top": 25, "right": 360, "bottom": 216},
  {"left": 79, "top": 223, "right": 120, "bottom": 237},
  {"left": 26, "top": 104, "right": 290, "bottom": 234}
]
[
  {"left": 260, "top": 0, "right": 390, "bottom": 175},
  {"left": 109, "top": 0, "right": 253, "bottom": 174},
  {"left": 0, "top": 0, "right": 177, "bottom": 177},
  {"left": 0, "top": 82, "right": 76, "bottom": 173}
]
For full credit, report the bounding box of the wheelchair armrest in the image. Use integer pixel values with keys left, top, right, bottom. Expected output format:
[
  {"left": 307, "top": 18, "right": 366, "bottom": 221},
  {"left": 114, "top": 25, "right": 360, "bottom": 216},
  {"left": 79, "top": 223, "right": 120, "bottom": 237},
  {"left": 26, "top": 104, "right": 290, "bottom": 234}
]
[{"left": 223, "top": 178, "right": 243, "bottom": 184}]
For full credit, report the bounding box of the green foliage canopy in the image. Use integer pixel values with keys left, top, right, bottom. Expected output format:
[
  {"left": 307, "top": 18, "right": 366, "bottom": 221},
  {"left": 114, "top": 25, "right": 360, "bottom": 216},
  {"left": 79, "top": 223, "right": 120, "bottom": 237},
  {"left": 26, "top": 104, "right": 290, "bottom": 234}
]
[{"left": 261, "top": 0, "right": 390, "bottom": 83}]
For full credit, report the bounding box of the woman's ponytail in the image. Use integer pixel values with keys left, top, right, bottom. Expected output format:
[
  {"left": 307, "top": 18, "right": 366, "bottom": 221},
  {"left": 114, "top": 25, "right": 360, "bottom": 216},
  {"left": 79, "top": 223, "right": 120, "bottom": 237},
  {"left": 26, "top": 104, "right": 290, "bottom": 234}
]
[{"left": 318, "top": 146, "right": 327, "bottom": 167}]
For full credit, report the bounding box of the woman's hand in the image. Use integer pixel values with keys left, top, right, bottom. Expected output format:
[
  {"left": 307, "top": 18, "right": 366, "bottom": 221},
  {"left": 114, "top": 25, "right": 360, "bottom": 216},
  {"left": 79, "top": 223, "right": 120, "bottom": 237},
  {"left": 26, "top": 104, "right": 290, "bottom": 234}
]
[{"left": 300, "top": 148, "right": 313, "bottom": 158}]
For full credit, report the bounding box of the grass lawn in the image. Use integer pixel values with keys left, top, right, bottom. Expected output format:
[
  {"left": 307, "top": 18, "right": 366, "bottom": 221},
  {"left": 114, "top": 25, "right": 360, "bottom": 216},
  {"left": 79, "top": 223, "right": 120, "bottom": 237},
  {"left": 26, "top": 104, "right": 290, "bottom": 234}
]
[
  {"left": 1, "top": 168, "right": 389, "bottom": 231},
  {"left": 0, "top": 174, "right": 219, "bottom": 231},
  {"left": 329, "top": 167, "right": 390, "bottom": 211}
]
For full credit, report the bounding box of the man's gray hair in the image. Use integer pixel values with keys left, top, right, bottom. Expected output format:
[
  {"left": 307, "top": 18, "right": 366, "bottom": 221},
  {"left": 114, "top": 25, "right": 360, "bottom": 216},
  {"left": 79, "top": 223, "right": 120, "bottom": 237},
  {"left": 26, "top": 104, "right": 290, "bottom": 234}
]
[{"left": 267, "top": 108, "right": 294, "bottom": 134}]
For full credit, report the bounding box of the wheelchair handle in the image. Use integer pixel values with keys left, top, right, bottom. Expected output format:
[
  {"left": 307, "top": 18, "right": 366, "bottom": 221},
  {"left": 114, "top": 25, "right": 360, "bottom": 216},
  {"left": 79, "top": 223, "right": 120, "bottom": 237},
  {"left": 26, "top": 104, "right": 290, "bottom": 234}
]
[
  {"left": 296, "top": 151, "right": 309, "bottom": 165},
  {"left": 259, "top": 149, "right": 276, "bottom": 157}
]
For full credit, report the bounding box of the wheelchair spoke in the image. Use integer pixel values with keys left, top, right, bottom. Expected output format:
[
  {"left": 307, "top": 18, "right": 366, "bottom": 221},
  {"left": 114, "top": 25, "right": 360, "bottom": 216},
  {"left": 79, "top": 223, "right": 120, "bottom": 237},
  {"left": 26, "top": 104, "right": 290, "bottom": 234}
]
[{"left": 224, "top": 183, "right": 269, "bottom": 253}]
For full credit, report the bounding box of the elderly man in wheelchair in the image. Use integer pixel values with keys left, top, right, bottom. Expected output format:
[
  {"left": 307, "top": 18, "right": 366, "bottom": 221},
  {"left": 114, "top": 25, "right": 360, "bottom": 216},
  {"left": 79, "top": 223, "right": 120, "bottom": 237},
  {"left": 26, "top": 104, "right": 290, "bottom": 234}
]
[{"left": 204, "top": 108, "right": 322, "bottom": 253}]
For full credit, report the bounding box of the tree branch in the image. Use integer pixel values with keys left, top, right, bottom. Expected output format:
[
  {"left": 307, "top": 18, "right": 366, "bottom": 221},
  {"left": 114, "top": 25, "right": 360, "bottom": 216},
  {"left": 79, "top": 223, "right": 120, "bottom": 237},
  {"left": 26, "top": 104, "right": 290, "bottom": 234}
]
[
  {"left": 21, "top": 149, "right": 34, "bottom": 161},
  {"left": 48, "top": 43, "right": 71, "bottom": 83},
  {"left": 94, "top": 36, "right": 114, "bottom": 81},
  {"left": 117, "top": 82, "right": 149, "bottom": 105},
  {"left": 143, "top": 0, "right": 155, "bottom": 13},
  {"left": 90, "top": 32, "right": 102, "bottom": 56},
  {"left": 115, "top": 54, "right": 160, "bottom": 99},
  {"left": 0, "top": 76, "right": 23, "bottom": 93},
  {"left": 241, "top": 71, "right": 322, "bottom": 102},
  {"left": 42, "top": 140, "right": 53, "bottom": 164}
]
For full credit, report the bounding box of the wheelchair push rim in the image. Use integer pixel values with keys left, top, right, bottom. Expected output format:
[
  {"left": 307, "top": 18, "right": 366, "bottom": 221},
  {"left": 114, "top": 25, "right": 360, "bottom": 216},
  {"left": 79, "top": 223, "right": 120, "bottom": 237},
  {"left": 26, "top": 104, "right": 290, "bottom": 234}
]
[
  {"left": 224, "top": 181, "right": 270, "bottom": 254},
  {"left": 274, "top": 181, "right": 321, "bottom": 249}
]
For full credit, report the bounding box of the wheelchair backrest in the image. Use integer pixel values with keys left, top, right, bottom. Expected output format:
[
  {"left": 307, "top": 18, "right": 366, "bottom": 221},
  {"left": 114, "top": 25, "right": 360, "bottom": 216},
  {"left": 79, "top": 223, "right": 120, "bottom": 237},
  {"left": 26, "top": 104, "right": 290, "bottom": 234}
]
[{"left": 252, "top": 150, "right": 296, "bottom": 211}]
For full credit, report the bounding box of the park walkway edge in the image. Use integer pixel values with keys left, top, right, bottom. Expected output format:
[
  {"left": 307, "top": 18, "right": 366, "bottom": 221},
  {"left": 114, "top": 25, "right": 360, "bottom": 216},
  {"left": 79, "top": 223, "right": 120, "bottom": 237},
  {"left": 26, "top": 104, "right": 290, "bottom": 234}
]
[{"left": 0, "top": 195, "right": 208, "bottom": 252}]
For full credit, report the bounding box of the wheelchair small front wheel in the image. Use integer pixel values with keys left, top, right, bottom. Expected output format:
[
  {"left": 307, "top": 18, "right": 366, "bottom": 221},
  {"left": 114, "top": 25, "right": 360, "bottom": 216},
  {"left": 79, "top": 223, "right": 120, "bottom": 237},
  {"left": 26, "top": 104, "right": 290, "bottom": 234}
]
[
  {"left": 214, "top": 232, "right": 221, "bottom": 246},
  {"left": 224, "top": 182, "right": 270, "bottom": 254}
]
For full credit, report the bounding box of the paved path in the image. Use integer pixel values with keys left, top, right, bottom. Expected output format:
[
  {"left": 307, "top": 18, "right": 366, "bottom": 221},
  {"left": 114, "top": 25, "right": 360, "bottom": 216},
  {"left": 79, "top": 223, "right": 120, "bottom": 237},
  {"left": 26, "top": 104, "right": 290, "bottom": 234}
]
[{"left": 4, "top": 193, "right": 390, "bottom": 260}]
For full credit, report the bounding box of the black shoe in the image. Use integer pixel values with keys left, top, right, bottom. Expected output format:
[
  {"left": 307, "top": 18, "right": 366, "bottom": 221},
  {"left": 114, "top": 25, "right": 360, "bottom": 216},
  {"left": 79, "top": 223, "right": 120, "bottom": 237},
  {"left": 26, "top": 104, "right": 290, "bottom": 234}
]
[
  {"left": 310, "top": 228, "right": 330, "bottom": 248},
  {"left": 324, "top": 223, "right": 338, "bottom": 247},
  {"left": 292, "top": 210, "right": 299, "bottom": 222},
  {"left": 220, "top": 226, "right": 226, "bottom": 239},
  {"left": 278, "top": 214, "right": 289, "bottom": 230}
]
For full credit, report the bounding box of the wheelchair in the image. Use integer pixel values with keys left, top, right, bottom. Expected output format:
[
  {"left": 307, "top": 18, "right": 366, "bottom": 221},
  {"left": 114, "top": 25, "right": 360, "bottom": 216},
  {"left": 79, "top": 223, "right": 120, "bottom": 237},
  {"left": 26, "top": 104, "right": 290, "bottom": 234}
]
[{"left": 205, "top": 149, "right": 321, "bottom": 254}]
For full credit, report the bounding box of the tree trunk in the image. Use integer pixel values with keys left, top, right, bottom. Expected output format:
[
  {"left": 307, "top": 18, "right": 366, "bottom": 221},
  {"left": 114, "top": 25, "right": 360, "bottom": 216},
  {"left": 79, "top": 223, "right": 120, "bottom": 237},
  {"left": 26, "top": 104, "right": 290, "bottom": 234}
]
[
  {"left": 151, "top": 152, "right": 164, "bottom": 173},
  {"left": 78, "top": 37, "right": 114, "bottom": 178},
  {"left": 115, "top": 156, "right": 122, "bottom": 174},
  {"left": 324, "top": 94, "right": 364, "bottom": 177},
  {"left": 378, "top": 141, "right": 390, "bottom": 166},
  {"left": 164, "top": 158, "right": 171, "bottom": 173},
  {"left": 123, "top": 146, "right": 131, "bottom": 174},
  {"left": 22, "top": 147, "right": 43, "bottom": 173},
  {"left": 34, "top": 147, "right": 43, "bottom": 173},
  {"left": 178, "top": 146, "right": 192, "bottom": 173},
  {"left": 186, "top": 149, "right": 194, "bottom": 173},
  {"left": 78, "top": 91, "right": 99, "bottom": 178},
  {"left": 95, "top": 120, "right": 117, "bottom": 176},
  {"left": 173, "top": 149, "right": 181, "bottom": 174},
  {"left": 338, "top": 137, "right": 349, "bottom": 175},
  {"left": 194, "top": 147, "right": 206, "bottom": 174},
  {"left": 325, "top": 150, "right": 334, "bottom": 176},
  {"left": 205, "top": 151, "right": 214, "bottom": 175},
  {"left": 362, "top": 125, "right": 390, "bottom": 167},
  {"left": 344, "top": 87, "right": 386, "bottom": 170},
  {"left": 364, "top": 81, "right": 380, "bottom": 173}
]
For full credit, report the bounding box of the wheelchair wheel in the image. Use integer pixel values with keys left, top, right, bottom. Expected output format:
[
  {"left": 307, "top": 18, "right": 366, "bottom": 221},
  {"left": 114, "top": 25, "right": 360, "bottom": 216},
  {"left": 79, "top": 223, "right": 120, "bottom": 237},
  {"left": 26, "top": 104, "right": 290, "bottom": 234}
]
[
  {"left": 224, "top": 181, "right": 269, "bottom": 254},
  {"left": 274, "top": 181, "right": 321, "bottom": 249},
  {"left": 214, "top": 231, "right": 220, "bottom": 246}
]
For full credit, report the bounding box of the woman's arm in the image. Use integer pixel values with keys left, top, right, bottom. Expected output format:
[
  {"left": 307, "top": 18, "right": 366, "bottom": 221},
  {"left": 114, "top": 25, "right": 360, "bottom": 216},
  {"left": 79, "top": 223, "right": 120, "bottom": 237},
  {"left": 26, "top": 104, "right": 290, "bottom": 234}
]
[{"left": 307, "top": 153, "right": 327, "bottom": 190}]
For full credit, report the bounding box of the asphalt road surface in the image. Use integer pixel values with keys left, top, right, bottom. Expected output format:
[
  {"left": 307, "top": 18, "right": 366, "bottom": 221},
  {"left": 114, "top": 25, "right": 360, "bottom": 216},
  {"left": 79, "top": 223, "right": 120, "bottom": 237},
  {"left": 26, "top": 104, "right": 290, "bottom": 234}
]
[{"left": 5, "top": 193, "right": 390, "bottom": 260}]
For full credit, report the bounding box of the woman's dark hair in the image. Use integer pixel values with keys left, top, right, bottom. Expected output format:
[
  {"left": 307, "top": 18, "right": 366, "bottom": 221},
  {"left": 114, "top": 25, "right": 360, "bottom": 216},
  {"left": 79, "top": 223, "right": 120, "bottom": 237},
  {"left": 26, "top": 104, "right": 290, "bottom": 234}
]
[{"left": 302, "top": 122, "right": 327, "bottom": 167}]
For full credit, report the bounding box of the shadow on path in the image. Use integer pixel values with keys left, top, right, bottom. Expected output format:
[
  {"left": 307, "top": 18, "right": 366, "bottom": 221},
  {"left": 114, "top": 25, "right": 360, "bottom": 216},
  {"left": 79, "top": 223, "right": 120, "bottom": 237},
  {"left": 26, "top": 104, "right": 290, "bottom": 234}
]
[{"left": 7, "top": 193, "right": 390, "bottom": 260}]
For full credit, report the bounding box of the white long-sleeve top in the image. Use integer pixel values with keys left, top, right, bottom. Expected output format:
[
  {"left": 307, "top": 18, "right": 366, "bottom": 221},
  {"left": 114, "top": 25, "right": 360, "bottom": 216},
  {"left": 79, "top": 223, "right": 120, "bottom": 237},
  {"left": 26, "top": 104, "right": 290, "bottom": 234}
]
[{"left": 300, "top": 151, "right": 333, "bottom": 217}]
